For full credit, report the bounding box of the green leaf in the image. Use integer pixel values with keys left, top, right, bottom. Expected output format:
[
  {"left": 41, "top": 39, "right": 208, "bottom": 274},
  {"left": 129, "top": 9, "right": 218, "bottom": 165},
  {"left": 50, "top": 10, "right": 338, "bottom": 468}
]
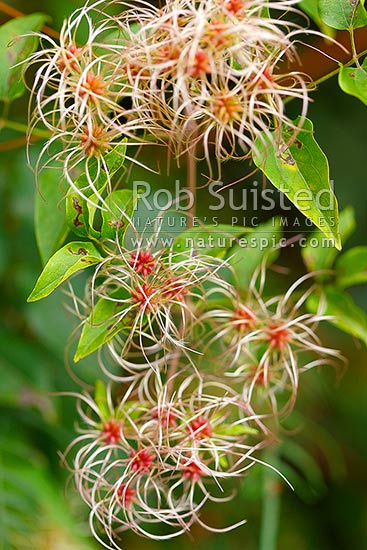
[
  {"left": 86, "top": 192, "right": 103, "bottom": 239},
  {"left": 299, "top": 0, "right": 335, "bottom": 35},
  {"left": 77, "top": 141, "right": 127, "bottom": 195},
  {"left": 253, "top": 118, "right": 341, "bottom": 249},
  {"left": 35, "top": 171, "right": 69, "bottom": 265},
  {"left": 335, "top": 246, "right": 367, "bottom": 287},
  {"left": 74, "top": 297, "right": 127, "bottom": 362},
  {"left": 227, "top": 218, "right": 283, "bottom": 289},
  {"left": 95, "top": 380, "right": 111, "bottom": 420},
  {"left": 277, "top": 439, "right": 327, "bottom": 503},
  {"left": 28, "top": 241, "right": 103, "bottom": 302},
  {"left": 302, "top": 206, "right": 356, "bottom": 273},
  {"left": 0, "top": 14, "right": 47, "bottom": 102},
  {"left": 116, "top": 402, "right": 146, "bottom": 421},
  {"left": 65, "top": 191, "right": 90, "bottom": 238},
  {"left": 102, "top": 21, "right": 140, "bottom": 45},
  {"left": 318, "top": 0, "right": 367, "bottom": 30},
  {"left": 339, "top": 64, "right": 367, "bottom": 107},
  {"left": 217, "top": 424, "right": 258, "bottom": 436},
  {"left": 0, "top": 437, "right": 96, "bottom": 549},
  {"left": 173, "top": 224, "right": 251, "bottom": 258},
  {"left": 307, "top": 286, "right": 367, "bottom": 346},
  {"left": 219, "top": 454, "right": 229, "bottom": 469},
  {"left": 281, "top": 439, "right": 327, "bottom": 495},
  {"left": 261, "top": 5, "right": 270, "bottom": 18},
  {"left": 65, "top": 142, "right": 127, "bottom": 236},
  {"left": 101, "top": 189, "right": 137, "bottom": 240}
]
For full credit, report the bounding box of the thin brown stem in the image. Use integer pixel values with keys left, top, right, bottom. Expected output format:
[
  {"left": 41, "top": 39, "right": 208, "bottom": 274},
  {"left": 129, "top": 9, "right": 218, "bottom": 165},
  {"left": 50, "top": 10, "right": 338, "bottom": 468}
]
[
  {"left": 0, "top": 118, "right": 50, "bottom": 138},
  {"left": 312, "top": 46, "right": 367, "bottom": 88},
  {"left": 283, "top": 45, "right": 367, "bottom": 106},
  {"left": 284, "top": 27, "right": 367, "bottom": 86},
  {"left": 166, "top": 150, "right": 197, "bottom": 388},
  {"left": 0, "top": 135, "right": 41, "bottom": 151},
  {"left": 0, "top": 1, "right": 60, "bottom": 40},
  {"left": 349, "top": 28, "right": 361, "bottom": 68},
  {"left": 0, "top": 1, "right": 26, "bottom": 19}
]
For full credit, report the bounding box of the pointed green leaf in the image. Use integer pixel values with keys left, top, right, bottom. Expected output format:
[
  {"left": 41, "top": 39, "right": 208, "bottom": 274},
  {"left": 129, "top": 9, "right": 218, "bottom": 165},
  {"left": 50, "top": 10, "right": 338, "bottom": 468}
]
[
  {"left": 0, "top": 14, "right": 47, "bottom": 102},
  {"left": 28, "top": 241, "right": 103, "bottom": 302},
  {"left": 335, "top": 246, "right": 367, "bottom": 287},
  {"left": 101, "top": 189, "right": 136, "bottom": 240},
  {"left": 99, "top": 22, "right": 140, "bottom": 50},
  {"left": 302, "top": 206, "right": 355, "bottom": 273},
  {"left": 281, "top": 439, "right": 326, "bottom": 494},
  {"left": 307, "top": 286, "right": 367, "bottom": 346},
  {"left": 228, "top": 218, "right": 283, "bottom": 289},
  {"left": 95, "top": 380, "right": 111, "bottom": 420},
  {"left": 74, "top": 298, "right": 128, "bottom": 362},
  {"left": 65, "top": 142, "right": 127, "bottom": 236},
  {"left": 76, "top": 141, "right": 127, "bottom": 194},
  {"left": 65, "top": 191, "right": 90, "bottom": 238},
  {"left": 339, "top": 65, "right": 367, "bottom": 107},
  {"left": 217, "top": 424, "right": 258, "bottom": 436},
  {"left": 35, "top": 171, "right": 69, "bottom": 265},
  {"left": 116, "top": 402, "right": 146, "bottom": 421},
  {"left": 261, "top": 5, "right": 270, "bottom": 18},
  {"left": 319, "top": 0, "right": 367, "bottom": 30},
  {"left": 253, "top": 118, "right": 340, "bottom": 248},
  {"left": 299, "top": 0, "right": 335, "bottom": 35},
  {"left": 219, "top": 455, "right": 229, "bottom": 469},
  {"left": 86, "top": 193, "right": 103, "bottom": 239},
  {"left": 65, "top": 190, "right": 100, "bottom": 239}
]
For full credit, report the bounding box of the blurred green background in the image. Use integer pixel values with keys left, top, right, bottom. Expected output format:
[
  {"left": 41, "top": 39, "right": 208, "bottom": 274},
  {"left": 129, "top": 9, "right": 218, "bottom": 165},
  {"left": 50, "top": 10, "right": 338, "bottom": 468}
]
[{"left": 0, "top": 1, "right": 366, "bottom": 549}]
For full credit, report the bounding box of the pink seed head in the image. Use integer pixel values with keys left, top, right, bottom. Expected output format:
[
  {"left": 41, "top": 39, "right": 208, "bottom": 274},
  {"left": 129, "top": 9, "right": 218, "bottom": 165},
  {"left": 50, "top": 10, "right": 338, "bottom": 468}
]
[
  {"left": 252, "top": 67, "right": 274, "bottom": 90},
  {"left": 189, "top": 416, "right": 213, "bottom": 439},
  {"left": 131, "top": 283, "right": 157, "bottom": 312},
  {"left": 101, "top": 420, "right": 121, "bottom": 445},
  {"left": 212, "top": 93, "right": 242, "bottom": 124},
  {"left": 232, "top": 305, "right": 257, "bottom": 331},
  {"left": 154, "top": 43, "right": 181, "bottom": 64},
  {"left": 188, "top": 50, "right": 211, "bottom": 77},
  {"left": 182, "top": 461, "right": 204, "bottom": 481},
  {"left": 250, "top": 365, "right": 266, "bottom": 385},
  {"left": 130, "top": 250, "right": 156, "bottom": 276},
  {"left": 266, "top": 322, "right": 290, "bottom": 349},
  {"left": 224, "top": 0, "right": 247, "bottom": 15},
  {"left": 80, "top": 124, "right": 110, "bottom": 157},
  {"left": 117, "top": 483, "right": 136, "bottom": 507},
  {"left": 129, "top": 449, "right": 154, "bottom": 473},
  {"left": 58, "top": 43, "right": 82, "bottom": 72},
  {"left": 79, "top": 71, "right": 106, "bottom": 101},
  {"left": 206, "top": 20, "right": 234, "bottom": 48},
  {"left": 163, "top": 277, "right": 187, "bottom": 301}
]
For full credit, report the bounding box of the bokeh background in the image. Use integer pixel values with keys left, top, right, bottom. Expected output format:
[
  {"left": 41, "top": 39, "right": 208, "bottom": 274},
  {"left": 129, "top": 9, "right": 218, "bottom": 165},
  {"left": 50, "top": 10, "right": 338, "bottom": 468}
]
[{"left": 0, "top": 1, "right": 366, "bottom": 549}]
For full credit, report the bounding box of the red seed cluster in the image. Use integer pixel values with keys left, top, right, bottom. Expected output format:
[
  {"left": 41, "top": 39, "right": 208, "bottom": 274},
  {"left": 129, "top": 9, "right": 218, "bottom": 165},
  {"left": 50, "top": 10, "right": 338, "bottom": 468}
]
[
  {"left": 101, "top": 420, "right": 121, "bottom": 445},
  {"left": 130, "top": 250, "right": 156, "bottom": 277}
]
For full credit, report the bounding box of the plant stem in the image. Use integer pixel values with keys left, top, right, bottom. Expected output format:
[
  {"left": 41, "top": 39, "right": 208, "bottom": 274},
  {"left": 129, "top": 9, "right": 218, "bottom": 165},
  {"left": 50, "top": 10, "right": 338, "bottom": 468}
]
[
  {"left": 0, "top": 101, "right": 9, "bottom": 126},
  {"left": 284, "top": 47, "right": 367, "bottom": 105},
  {"left": 312, "top": 46, "right": 367, "bottom": 88},
  {"left": 0, "top": 118, "right": 50, "bottom": 138},
  {"left": 0, "top": 1, "right": 60, "bottom": 39},
  {"left": 186, "top": 147, "right": 197, "bottom": 228},
  {"left": 349, "top": 29, "right": 361, "bottom": 68},
  {"left": 0, "top": 1, "right": 25, "bottom": 19},
  {"left": 259, "top": 447, "right": 281, "bottom": 550},
  {"left": 166, "top": 149, "right": 197, "bottom": 387}
]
